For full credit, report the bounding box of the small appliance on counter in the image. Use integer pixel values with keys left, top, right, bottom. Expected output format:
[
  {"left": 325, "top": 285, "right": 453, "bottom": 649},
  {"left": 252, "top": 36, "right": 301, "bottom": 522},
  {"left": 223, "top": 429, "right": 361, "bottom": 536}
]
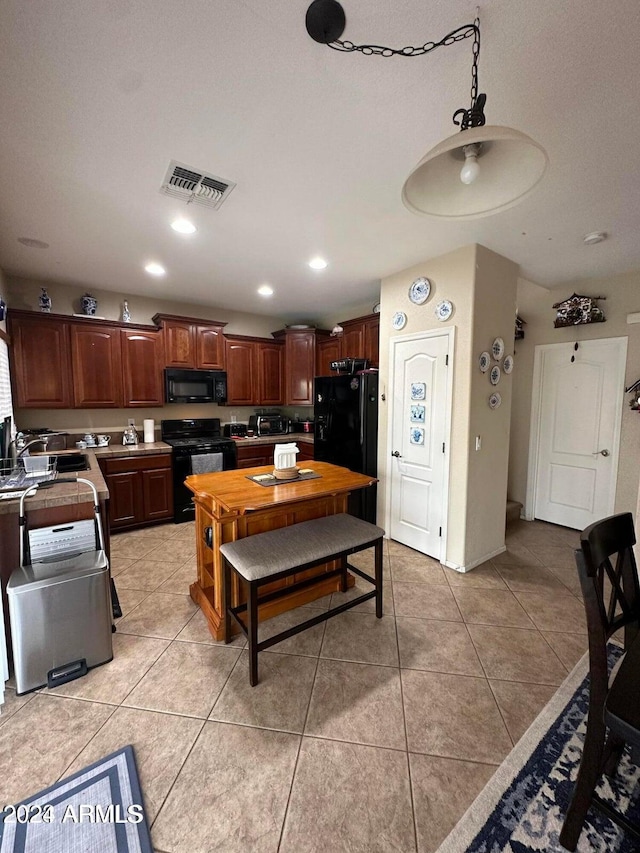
[
  {"left": 249, "top": 412, "right": 290, "bottom": 436},
  {"left": 164, "top": 368, "right": 227, "bottom": 404},
  {"left": 330, "top": 358, "right": 369, "bottom": 374},
  {"left": 224, "top": 423, "right": 248, "bottom": 438},
  {"left": 122, "top": 425, "right": 139, "bottom": 446},
  {"left": 291, "top": 419, "right": 314, "bottom": 433}
]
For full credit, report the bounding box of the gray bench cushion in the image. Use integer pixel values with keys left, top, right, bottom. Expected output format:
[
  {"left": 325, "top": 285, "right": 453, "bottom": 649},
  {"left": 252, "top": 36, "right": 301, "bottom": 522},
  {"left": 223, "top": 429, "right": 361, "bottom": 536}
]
[{"left": 219, "top": 513, "right": 385, "bottom": 582}]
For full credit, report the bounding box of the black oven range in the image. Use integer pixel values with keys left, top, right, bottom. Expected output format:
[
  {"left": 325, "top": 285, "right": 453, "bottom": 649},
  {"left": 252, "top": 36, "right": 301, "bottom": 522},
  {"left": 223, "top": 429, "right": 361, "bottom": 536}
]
[{"left": 161, "top": 418, "right": 237, "bottom": 523}]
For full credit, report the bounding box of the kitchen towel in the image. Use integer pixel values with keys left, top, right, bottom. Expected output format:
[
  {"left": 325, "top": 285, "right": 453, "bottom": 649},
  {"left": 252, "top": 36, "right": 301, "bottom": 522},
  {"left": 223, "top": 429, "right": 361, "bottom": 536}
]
[
  {"left": 190, "top": 453, "right": 223, "bottom": 475},
  {"left": 143, "top": 419, "right": 155, "bottom": 444}
]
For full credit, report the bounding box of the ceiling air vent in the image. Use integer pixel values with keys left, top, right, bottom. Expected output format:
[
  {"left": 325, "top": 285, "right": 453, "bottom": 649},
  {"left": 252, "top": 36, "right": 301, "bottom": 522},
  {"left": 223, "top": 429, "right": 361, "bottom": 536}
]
[{"left": 160, "top": 160, "right": 236, "bottom": 209}]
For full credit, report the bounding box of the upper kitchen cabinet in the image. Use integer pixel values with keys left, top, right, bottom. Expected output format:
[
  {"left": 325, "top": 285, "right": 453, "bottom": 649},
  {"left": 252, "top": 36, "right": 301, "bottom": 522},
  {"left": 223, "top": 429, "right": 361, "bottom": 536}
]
[
  {"left": 316, "top": 336, "right": 341, "bottom": 378},
  {"left": 153, "top": 313, "right": 226, "bottom": 369},
  {"left": 71, "top": 323, "right": 124, "bottom": 407},
  {"left": 121, "top": 328, "right": 164, "bottom": 407},
  {"left": 338, "top": 313, "right": 380, "bottom": 367},
  {"left": 273, "top": 328, "right": 331, "bottom": 406},
  {"left": 8, "top": 312, "right": 73, "bottom": 408},
  {"left": 225, "top": 335, "right": 284, "bottom": 406}
]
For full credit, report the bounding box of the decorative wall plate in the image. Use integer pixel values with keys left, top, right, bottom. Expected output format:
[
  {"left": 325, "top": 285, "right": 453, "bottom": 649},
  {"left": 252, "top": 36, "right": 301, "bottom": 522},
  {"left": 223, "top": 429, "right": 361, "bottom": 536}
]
[
  {"left": 492, "top": 337, "right": 505, "bottom": 360},
  {"left": 479, "top": 351, "right": 491, "bottom": 373},
  {"left": 392, "top": 311, "right": 407, "bottom": 330},
  {"left": 408, "top": 277, "right": 431, "bottom": 305},
  {"left": 503, "top": 355, "right": 514, "bottom": 374},
  {"left": 435, "top": 300, "right": 453, "bottom": 322},
  {"left": 410, "top": 382, "right": 426, "bottom": 401},
  {"left": 372, "top": 302, "right": 381, "bottom": 314},
  {"left": 410, "top": 405, "right": 425, "bottom": 423},
  {"left": 490, "top": 365, "right": 501, "bottom": 385},
  {"left": 489, "top": 392, "right": 502, "bottom": 410}
]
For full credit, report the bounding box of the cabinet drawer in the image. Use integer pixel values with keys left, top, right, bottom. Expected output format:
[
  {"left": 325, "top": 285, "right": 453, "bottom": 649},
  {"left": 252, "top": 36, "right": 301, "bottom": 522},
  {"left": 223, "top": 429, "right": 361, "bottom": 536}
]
[{"left": 101, "top": 453, "right": 171, "bottom": 475}]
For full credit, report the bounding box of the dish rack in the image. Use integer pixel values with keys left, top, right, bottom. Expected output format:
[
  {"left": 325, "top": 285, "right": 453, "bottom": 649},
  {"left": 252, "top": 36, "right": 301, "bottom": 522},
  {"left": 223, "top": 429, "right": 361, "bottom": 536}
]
[{"left": 0, "top": 455, "right": 58, "bottom": 492}]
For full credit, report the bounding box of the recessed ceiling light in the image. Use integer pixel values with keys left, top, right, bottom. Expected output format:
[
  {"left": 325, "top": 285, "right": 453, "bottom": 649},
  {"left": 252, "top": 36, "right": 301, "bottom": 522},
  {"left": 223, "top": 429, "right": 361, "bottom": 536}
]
[
  {"left": 145, "top": 262, "right": 166, "bottom": 276},
  {"left": 17, "top": 237, "right": 49, "bottom": 249},
  {"left": 258, "top": 285, "right": 273, "bottom": 296},
  {"left": 308, "top": 257, "right": 328, "bottom": 270},
  {"left": 583, "top": 231, "right": 607, "bottom": 245},
  {"left": 171, "top": 218, "right": 196, "bottom": 234}
]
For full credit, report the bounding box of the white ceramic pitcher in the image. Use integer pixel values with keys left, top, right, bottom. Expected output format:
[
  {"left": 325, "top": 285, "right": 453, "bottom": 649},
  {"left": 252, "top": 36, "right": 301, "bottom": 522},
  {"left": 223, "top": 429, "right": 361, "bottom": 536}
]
[{"left": 273, "top": 443, "right": 299, "bottom": 471}]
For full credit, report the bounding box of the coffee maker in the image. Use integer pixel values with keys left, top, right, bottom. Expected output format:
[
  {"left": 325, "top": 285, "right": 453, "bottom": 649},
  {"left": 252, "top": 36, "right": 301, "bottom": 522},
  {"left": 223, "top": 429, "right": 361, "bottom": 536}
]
[{"left": 122, "top": 426, "right": 138, "bottom": 446}]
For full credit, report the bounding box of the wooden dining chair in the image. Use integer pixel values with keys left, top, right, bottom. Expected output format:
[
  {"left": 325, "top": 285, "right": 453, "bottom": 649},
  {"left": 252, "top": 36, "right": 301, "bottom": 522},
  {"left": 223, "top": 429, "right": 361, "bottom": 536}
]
[{"left": 560, "top": 512, "right": 640, "bottom": 851}]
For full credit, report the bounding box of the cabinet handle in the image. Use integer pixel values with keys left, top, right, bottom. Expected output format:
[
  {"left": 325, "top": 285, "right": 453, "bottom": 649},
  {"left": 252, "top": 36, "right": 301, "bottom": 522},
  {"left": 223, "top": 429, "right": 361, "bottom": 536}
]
[{"left": 204, "top": 526, "right": 213, "bottom": 549}]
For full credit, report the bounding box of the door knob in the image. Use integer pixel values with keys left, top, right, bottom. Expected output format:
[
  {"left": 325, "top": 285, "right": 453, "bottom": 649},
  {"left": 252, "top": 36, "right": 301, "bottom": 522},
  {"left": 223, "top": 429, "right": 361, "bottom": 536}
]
[
  {"left": 592, "top": 449, "right": 610, "bottom": 457},
  {"left": 391, "top": 450, "right": 402, "bottom": 458}
]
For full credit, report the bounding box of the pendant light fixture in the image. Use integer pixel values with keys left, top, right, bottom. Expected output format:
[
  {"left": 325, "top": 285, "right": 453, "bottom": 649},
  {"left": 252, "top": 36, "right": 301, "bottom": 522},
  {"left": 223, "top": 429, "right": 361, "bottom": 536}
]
[{"left": 305, "top": 2, "right": 548, "bottom": 219}]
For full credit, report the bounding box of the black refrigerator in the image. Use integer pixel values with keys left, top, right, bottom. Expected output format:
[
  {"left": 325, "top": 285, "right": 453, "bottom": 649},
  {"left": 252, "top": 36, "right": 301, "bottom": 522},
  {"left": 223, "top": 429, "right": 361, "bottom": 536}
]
[{"left": 313, "top": 372, "right": 379, "bottom": 523}]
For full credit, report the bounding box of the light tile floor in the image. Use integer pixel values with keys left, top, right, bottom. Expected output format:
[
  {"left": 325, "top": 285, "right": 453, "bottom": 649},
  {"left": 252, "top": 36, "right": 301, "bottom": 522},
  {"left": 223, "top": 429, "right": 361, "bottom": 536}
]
[{"left": 1, "top": 518, "right": 586, "bottom": 852}]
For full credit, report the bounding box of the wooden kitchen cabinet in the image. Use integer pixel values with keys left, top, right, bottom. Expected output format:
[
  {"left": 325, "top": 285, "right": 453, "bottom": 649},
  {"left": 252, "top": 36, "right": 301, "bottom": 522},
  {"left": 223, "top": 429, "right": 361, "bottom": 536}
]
[
  {"left": 225, "top": 336, "right": 284, "bottom": 406},
  {"left": 153, "top": 313, "right": 226, "bottom": 369},
  {"left": 235, "top": 444, "right": 274, "bottom": 469},
  {"left": 71, "top": 323, "right": 123, "bottom": 407},
  {"left": 316, "top": 336, "right": 341, "bottom": 377},
  {"left": 273, "top": 328, "right": 331, "bottom": 406},
  {"left": 100, "top": 454, "right": 173, "bottom": 530},
  {"left": 8, "top": 313, "right": 73, "bottom": 408},
  {"left": 297, "top": 441, "right": 314, "bottom": 462},
  {"left": 338, "top": 313, "right": 380, "bottom": 367},
  {"left": 121, "top": 328, "right": 164, "bottom": 406}
]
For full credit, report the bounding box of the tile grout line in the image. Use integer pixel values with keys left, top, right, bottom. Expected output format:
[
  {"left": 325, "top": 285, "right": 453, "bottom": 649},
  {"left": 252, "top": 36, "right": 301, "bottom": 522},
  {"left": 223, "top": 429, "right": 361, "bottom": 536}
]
[{"left": 276, "top": 610, "right": 329, "bottom": 852}]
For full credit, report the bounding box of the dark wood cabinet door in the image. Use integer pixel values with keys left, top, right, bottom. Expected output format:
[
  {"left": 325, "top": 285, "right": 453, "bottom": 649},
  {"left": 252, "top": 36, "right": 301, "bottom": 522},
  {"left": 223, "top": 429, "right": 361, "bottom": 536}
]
[
  {"left": 316, "top": 338, "right": 341, "bottom": 378},
  {"left": 285, "top": 331, "right": 316, "bottom": 406},
  {"left": 121, "top": 329, "right": 164, "bottom": 407},
  {"left": 297, "top": 442, "right": 315, "bottom": 462},
  {"left": 164, "top": 320, "right": 195, "bottom": 367},
  {"left": 363, "top": 316, "right": 380, "bottom": 367},
  {"left": 258, "top": 342, "right": 284, "bottom": 406},
  {"left": 196, "top": 325, "right": 225, "bottom": 369},
  {"left": 141, "top": 467, "right": 173, "bottom": 521},
  {"left": 71, "top": 324, "right": 123, "bottom": 407},
  {"left": 9, "top": 315, "right": 73, "bottom": 408},
  {"left": 105, "top": 472, "right": 143, "bottom": 529},
  {"left": 236, "top": 445, "right": 272, "bottom": 469},
  {"left": 341, "top": 326, "right": 364, "bottom": 359},
  {"left": 225, "top": 339, "right": 257, "bottom": 405}
]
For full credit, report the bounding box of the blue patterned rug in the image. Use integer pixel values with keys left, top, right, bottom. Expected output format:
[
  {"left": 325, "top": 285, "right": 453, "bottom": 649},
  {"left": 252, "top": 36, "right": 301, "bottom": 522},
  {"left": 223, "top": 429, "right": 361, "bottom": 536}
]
[
  {"left": 438, "top": 647, "right": 640, "bottom": 852},
  {"left": 0, "top": 745, "right": 152, "bottom": 853}
]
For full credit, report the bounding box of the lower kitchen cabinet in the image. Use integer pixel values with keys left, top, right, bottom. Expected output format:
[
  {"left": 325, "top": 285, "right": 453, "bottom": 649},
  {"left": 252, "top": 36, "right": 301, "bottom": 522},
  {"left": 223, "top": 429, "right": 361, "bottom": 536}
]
[
  {"left": 100, "top": 454, "right": 173, "bottom": 530},
  {"left": 236, "top": 441, "right": 314, "bottom": 469}
]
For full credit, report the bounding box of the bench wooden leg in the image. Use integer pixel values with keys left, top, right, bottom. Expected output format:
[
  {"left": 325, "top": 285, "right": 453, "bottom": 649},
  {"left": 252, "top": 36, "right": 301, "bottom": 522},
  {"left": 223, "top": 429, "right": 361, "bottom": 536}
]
[
  {"left": 223, "top": 557, "right": 232, "bottom": 644},
  {"left": 340, "top": 554, "right": 348, "bottom": 592},
  {"left": 375, "top": 538, "right": 383, "bottom": 618},
  {"left": 247, "top": 580, "right": 259, "bottom": 686}
]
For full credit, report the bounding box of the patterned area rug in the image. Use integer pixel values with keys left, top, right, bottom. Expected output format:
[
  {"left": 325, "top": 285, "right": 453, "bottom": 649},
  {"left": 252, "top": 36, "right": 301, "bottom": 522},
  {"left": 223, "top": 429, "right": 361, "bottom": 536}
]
[
  {"left": 437, "top": 647, "right": 640, "bottom": 852},
  {"left": 0, "top": 746, "right": 152, "bottom": 853}
]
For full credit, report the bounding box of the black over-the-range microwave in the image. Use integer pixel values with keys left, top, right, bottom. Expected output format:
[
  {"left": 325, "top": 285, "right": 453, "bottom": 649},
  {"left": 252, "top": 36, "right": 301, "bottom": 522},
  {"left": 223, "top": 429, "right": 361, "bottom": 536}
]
[{"left": 164, "top": 369, "right": 227, "bottom": 404}]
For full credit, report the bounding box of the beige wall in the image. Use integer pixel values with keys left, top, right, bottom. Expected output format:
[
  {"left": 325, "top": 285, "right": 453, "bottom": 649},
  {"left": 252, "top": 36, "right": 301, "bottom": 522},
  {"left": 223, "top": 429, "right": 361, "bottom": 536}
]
[
  {"left": 378, "top": 244, "right": 518, "bottom": 570},
  {"left": 509, "top": 270, "right": 640, "bottom": 516}
]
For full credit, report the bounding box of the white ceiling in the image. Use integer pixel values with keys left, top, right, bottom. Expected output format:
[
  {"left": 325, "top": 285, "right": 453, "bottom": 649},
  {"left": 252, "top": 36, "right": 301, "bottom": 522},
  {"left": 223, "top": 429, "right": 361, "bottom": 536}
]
[{"left": 1, "top": 0, "right": 639, "bottom": 323}]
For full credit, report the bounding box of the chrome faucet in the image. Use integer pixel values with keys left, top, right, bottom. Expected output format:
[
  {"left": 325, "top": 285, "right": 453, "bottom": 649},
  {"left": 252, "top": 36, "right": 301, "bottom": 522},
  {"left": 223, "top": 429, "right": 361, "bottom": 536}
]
[{"left": 9, "top": 435, "right": 46, "bottom": 464}]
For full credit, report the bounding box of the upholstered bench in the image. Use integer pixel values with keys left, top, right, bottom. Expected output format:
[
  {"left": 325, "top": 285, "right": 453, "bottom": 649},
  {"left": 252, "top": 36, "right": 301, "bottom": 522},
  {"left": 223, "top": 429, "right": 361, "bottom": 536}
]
[{"left": 220, "top": 513, "right": 384, "bottom": 685}]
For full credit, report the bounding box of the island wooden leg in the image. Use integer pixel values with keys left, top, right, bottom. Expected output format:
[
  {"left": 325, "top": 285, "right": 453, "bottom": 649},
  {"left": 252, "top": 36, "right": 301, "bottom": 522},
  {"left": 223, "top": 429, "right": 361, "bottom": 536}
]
[
  {"left": 375, "top": 539, "right": 383, "bottom": 618},
  {"left": 247, "top": 580, "right": 259, "bottom": 686}
]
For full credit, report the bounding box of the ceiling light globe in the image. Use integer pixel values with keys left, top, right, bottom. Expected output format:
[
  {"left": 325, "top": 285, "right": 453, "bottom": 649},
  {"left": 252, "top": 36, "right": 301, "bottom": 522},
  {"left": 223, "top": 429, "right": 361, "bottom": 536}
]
[
  {"left": 258, "top": 285, "right": 273, "bottom": 296},
  {"left": 145, "top": 262, "right": 166, "bottom": 276},
  {"left": 171, "top": 218, "right": 196, "bottom": 234}
]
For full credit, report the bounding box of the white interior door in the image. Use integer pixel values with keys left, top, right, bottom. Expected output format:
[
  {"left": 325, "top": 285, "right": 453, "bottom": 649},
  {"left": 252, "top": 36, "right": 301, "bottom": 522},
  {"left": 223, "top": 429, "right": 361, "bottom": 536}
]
[
  {"left": 530, "top": 337, "right": 627, "bottom": 529},
  {"left": 388, "top": 331, "right": 452, "bottom": 559}
]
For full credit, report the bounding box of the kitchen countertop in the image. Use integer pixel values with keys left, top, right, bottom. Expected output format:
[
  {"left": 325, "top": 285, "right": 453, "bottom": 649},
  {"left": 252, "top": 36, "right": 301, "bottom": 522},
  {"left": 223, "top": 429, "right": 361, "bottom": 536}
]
[
  {"left": 231, "top": 434, "right": 313, "bottom": 446},
  {"left": 0, "top": 442, "right": 172, "bottom": 515}
]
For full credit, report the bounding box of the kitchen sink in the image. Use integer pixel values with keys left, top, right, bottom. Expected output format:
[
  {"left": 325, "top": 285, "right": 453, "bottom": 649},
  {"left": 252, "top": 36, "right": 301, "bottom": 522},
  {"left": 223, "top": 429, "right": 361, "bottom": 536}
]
[{"left": 51, "top": 453, "right": 90, "bottom": 473}]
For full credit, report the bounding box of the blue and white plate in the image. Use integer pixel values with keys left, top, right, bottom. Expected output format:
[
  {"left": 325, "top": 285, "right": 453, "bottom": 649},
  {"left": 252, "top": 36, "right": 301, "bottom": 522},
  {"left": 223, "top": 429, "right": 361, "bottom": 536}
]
[
  {"left": 479, "top": 351, "right": 491, "bottom": 373},
  {"left": 490, "top": 365, "right": 501, "bottom": 385},
  {"left": 503, "top": 354, "right": 514, "bottom": 374},
  {"left": 435, "top": 299, "right": 453, "bottom": 322},
  {"left": 408, "top": 277, "right": 431, "bottom": 305},
  {"left": 410, "top": 427, "right": 425, "bottom": 445},
  {"left": 489, "top": 392, "right": 502, "bottom": 409},
  {"left": 392, "top": 311, "right": 407, "bottom": 330}
]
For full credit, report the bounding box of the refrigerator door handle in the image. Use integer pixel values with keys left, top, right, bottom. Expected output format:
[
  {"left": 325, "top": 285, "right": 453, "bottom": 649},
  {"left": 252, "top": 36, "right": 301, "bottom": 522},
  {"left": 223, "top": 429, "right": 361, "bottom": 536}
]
[{"left": 359, "top": 387, "right": 365, "bottom": 447}]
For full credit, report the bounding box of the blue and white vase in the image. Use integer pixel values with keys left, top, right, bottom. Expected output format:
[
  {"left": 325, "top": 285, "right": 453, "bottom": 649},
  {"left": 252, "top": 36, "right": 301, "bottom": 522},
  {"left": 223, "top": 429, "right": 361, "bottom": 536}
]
[
  {"left": 0, "top": 296, "right": 6, "bottom": 321},
  {"left": 122, "top": 300, "right": 131, "bottom": 323},
  {"left": 81, "top": 293, "right": 97, "bottom": 315},
  {"left": 39, "top": 288, "right": 52, "bottom": 313}
]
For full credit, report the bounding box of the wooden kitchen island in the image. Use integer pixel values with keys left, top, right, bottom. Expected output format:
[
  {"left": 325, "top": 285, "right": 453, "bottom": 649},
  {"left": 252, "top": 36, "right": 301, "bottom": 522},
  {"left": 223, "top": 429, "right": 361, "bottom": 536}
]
[{"left": 185, "top": 461, "right": 377, "bottom": 640}]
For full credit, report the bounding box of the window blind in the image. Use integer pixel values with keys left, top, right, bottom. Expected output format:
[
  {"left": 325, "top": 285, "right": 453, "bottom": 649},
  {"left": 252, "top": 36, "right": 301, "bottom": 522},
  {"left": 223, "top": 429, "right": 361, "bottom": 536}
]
[{"left": 0, "top": 337, "right": 14, "bottom": 432}]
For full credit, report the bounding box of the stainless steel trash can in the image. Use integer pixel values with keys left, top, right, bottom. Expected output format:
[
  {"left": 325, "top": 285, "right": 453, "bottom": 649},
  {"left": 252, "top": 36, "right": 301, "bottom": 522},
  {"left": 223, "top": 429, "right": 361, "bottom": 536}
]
[{"left": 7, "top": 479, "right": 113, "bottom": 695}]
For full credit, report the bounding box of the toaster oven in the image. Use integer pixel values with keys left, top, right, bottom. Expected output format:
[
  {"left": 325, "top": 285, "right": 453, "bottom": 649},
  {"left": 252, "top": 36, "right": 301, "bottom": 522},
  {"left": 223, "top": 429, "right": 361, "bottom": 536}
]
[{"left": 254, "top": 415, "right": 289, "bottom": 436}]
